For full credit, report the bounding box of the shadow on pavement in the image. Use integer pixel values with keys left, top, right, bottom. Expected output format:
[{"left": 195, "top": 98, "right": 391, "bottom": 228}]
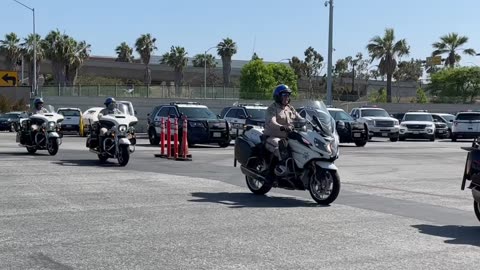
[
  {"left": 54, "top": 159, "right": 121, "bottom": 167},
  {"left": 189, "top": 192, "right": 322, "bottom": 208},
  {"left": 0, "top": 152, "right": 48, "bottom": 156},
  {"left": 412, "top": 224, "right": 480, "bottom": 247}
]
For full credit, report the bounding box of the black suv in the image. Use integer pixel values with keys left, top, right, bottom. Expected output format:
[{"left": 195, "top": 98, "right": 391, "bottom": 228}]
[
  {"left": 147, "top": 102, "right": 230, "bottom": 147},
  {"left": 0, "top": 111, "right": 28, "bottom": 132}
]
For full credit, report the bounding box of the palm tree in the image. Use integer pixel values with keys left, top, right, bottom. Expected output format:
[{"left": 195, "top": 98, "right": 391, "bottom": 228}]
[
  {"left": 65, "top": 39, "right": 91, "bottom": 86},
  {"left": 217, "top": 38, "right": 237, "bottom": 87},
  {"left": 366, "top": 28, "right": 410, "bottom": 102},
  {"left": 21, "top": 34, "right": 45, "bottom": 86},
  {"left": 43, "top": 29, "right": 69, "bottom": 86},
  {"left": 115, "top": 42, "right": 134, "bottom": 62},
  {"left": 161, "top": 46, "right": 188, "bottom": 96},
  {"left": 0, "top": 32, "right": 21, "bottom": 71},
  {"left": 192, "top": 53, "right": 216, "bottom": 68},
  {"left": 135, "top": 34, "right": 157, "bottom": 85},
  {"left": 432, "top": 33, "right": 476, "bottom": 68}
]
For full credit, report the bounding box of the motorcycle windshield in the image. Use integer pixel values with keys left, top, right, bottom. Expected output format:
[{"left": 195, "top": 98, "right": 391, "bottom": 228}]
[
  {"left": 296, "top": 100, "right": 335, "bottom": 137},
  {"left": 116, "top": 104, "right": 129, "bottom": 115},
  {"left": 45, "top": 105, "right": 55, "bottom": 113}
]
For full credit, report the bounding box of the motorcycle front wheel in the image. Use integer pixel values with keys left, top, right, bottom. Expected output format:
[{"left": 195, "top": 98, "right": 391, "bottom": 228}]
[
  {"left": 309, "top": 169, "right": 340, "bottom": 205},
  {"left": 47, "top": 138, "right": 59, "bottom": 156},
  {"left": 117, "top": 145, "right": 130, "bottom": 166}
]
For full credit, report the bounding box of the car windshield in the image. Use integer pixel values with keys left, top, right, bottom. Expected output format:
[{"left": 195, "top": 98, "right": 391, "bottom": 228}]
[
  {"left": 329, "top": 110, "right": 353, "bottom": 121},
  {"left": 457, "top": 113, "right": 480, "bottom": 121},
  {"left": 58, "top": 110, "right": 80, "bottom": 117},
  {"left": 295, "top": 100, "right": 335, "bottom": 137},
  {"left": 246, "top": 108, "right": 267, "bottom": 119},
  {"left": 178, "top": 107, "right": 217, "bottom": 120},
  {"left": 441, "top": 115, "right": 455, "bottom": 122},
  {"left": 403, "top": 114, "right": 433, "bottom": 121},
  {"left": 362, "top": 109, "right": 389, "bottom": 117},
  {"left": 0, "top": 113, "right": 19, "bottom": 119}
]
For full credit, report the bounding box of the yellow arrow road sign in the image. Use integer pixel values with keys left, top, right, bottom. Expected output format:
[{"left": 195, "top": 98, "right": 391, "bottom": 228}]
[{"left": 0, "top": 71, "right": 18, "bottom": 87}]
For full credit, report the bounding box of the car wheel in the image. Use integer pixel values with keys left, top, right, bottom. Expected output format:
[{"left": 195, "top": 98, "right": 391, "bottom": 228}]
[
  {"left": 218, "top": 141, "right": 230, "bottom": 148},
  {"left": 451, "top": 134, "right": 457, "bottom": 142},
  {"left": 390, "top": 137, "right": 398, "bottom": 142},
  {"left": 354, "top": 140, "right": 367, "bottom": 147},
  {"left": 399, "top": 136, "right": 406, "bottom": 141},
  {"left": 149, "top": 128, "right": 160, "bottom": 145},
  {"left": 429, "top": 135, "right": 435, "bottom": 142}
]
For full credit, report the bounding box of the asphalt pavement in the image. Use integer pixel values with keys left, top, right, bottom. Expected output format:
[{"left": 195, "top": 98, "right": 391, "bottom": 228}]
[{"left": 0, "top": 132, "right": 479, "bottom": 269}]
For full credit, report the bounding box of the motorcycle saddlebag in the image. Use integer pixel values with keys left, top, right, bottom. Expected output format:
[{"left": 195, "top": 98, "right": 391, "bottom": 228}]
[{"left": 235, "top": 135, "right": 258, "bottom": 165}]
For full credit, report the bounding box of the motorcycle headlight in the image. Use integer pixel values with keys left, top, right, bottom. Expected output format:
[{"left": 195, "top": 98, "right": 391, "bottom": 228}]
[
  {"left": 47, "top": 121, "right": 56, "bottom": 131},
  {"left": 118, "top": 125, "right": 128, "bottom": 133},
  {"left": 314, "top": 138, "right": 332, "bottom": 154}
]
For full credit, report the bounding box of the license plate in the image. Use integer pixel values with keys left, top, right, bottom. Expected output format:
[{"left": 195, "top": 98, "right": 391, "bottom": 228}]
[
  {"left": 413, "top": 131, "right": 419, "bottom": 134},
  {"left": 382, "top": 133, "right": 388, "bottom": 136},
  {"left": 66, "top": 125, "right": 72, "bottom": 128},
  {"left": 354, "top": 133, "right": 361, "bottom": 138},
  {"left": 213, "top": 132, "right": 221, "bottom": 138},
  {"left": 438, "top": 130, "right": 444, "bottom": 133}
]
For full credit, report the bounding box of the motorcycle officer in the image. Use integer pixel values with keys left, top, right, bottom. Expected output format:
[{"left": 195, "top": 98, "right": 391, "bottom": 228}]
[
  {"left": 96, "top": 97, "right": 122, "bottom": 150},
  {"left": 264, "top": 84, "right": 303, "bottom": 176},
  {"left": 32, "top": 97, "right": 49, "bottom": 114}
]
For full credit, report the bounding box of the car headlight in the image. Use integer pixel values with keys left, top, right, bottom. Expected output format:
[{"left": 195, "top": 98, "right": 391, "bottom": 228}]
[
  {"left": 394, "top": 120, "right": 399, "bottom": 125},
  {"left": 47, "top": 121, "right": 56, "bottom": 131},
  {"left": 118, "top": 125, "right": 127, "bottom": 133},
  {"left": 189, "top": 122, "right": 204, "bottom": 128},
  {"left": 366, "top": 120, "right": 375, "bottom": 126},
  {"left": 426, "top": 123, "right": 433, "bottom": 127},
  {"left": 400, "top": 123, "right": 406, "bottom": 127}
]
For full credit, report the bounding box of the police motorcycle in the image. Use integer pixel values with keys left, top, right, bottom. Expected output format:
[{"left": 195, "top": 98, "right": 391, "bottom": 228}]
[
  {"left": 460, "top": 137, "right": 480, "bottom": 222},
  {"left": 86, "top": 103, "right": 137, "bottom": 166},
  {"left": 234, "top": 100, "right": 341, "bottom": 205},
  {"left": 16, "top": 105, "right": 64, "bottom": 155}
]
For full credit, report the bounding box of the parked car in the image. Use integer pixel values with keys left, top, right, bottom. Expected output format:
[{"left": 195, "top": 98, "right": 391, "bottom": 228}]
[
  {"left": 0, "top": 111, "right": 28, "bottom": 132},
  {"left": 350, "top": 106, "right": 400, "bottom": 141},
  {"left": 220, "top": 103, "right": 267, "bottom": 139},
  {"left": 431, "top": 113, "right": 455, "bottom": 138},
  {"left": 147, "top": 102, "right": 231, "bottom": 147},
  {"left": 451, "top": 111, "right": 480, "bottom": 142},
  {"left": 399, "top": 112, "right": 436, "bottom": 141},
  {"left": 56, "top": 107, "right": 84, "bottom": 136},
  {"left": 299, "top": 106, "right": 368, "bottom": 147}
]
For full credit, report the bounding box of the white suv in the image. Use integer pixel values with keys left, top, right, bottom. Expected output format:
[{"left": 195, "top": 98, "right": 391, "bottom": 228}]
[
  {"left": 451, "top": 111, "right": 480, "bottom": 142},
  {"left": 350, "top": 107, "right": 400, "bottom": 141},
  {"left": 399, "top": 112, "right": 436, "bottom": 141}
]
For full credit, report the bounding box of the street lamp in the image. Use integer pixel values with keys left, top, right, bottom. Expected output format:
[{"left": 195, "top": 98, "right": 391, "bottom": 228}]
[
  {"left": 204, "top": 46, "right": 218, "bottom": 98},
  {"left": 325, "top": 0, "right": 334, "bottom": 106},
  {"left": 13, "top": 0, "right": 36, "bottom": 96}
]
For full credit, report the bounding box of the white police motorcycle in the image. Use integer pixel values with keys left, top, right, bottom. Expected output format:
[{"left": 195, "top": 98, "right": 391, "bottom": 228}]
[
  {"left": 234, "top": 100, "right": 341, "bottom": 205},
  {"left": 86, "top": 103, "right": 137, "bottom": 166},
  {"left": 16, "top": 105, "right": 64, "bottom": 155}
]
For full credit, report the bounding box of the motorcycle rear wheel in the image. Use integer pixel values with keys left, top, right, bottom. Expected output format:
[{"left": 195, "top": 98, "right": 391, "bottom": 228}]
[
  {"left": 474, "top": 201, "right": 480, "bottom": 222},
  {"left": 309, "top": 169, "right": 340, "bottom": 205},
  {"left": 245, "top": 159, "right": 271, "bottom": 195}
]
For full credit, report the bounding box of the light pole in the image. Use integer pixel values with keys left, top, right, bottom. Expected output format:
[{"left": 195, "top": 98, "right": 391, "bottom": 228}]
[
  {"left": 13, "top": 0, "right": 36, "bottom": 96},
  {"left": 325, "top": 0, "right": 334, "bottom": 106},
  {"left": 204, "top": 46, "right": 218, "bottom": 98}
]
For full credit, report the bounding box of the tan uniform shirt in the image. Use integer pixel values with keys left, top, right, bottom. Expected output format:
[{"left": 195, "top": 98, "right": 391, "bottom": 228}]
[{"left": 264, "top": 102, "right": 302, "bottom": 138}]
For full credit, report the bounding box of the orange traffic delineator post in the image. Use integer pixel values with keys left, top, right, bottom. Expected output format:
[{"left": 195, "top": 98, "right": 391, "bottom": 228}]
[
  {"left": 176, "top": 116, "right": 192, "bottom": 161},
  {"left": 154, "top": 116, "right": 192, "bottom": 161}
]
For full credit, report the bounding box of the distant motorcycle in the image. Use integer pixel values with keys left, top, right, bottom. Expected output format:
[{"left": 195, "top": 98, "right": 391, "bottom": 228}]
[
  {"left": 86, "top": 103, "right": 137, "bottom": 166},
  {"left": 461, "top": 137, "right": 480, "bottom": 222},
  {"left": 234, "top": 100, "right": 341, "bottom": 205},
  {"left": 16, "top": 105, "right": 64, "bottom": 155}
]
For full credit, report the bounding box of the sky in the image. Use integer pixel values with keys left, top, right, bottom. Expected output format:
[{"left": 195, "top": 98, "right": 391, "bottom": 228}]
[{"left": 2, "top": 0, "right": 480, "bottom": 68}]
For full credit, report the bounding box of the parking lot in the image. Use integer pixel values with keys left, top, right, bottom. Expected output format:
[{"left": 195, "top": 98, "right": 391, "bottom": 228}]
[{"left": 1, "top": 132, "right": 479, "bottom": 269}]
